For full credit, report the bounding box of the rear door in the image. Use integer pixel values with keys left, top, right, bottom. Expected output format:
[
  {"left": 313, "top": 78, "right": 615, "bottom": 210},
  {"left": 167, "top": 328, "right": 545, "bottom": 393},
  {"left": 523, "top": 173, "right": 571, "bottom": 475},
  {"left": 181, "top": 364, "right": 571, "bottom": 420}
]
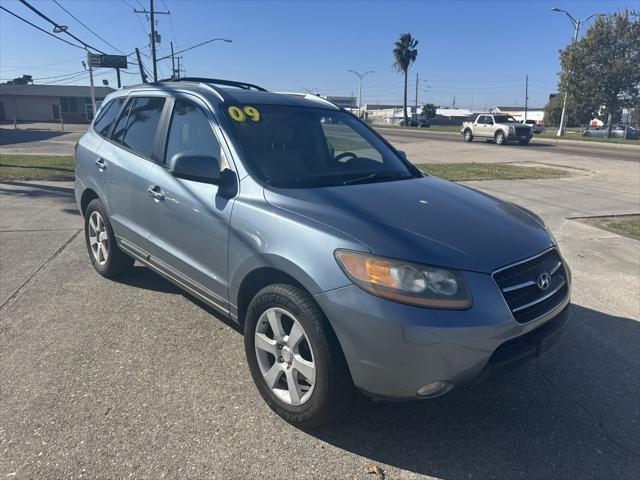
[
  {"left": 144, "top": 95, "right": 236, "bottom": 310},
  {"left": 101, "top": 94, "right": 168, "bottom": 253},
  {"left": 476, "top": 115, "right": 489, "bottom": 137}
]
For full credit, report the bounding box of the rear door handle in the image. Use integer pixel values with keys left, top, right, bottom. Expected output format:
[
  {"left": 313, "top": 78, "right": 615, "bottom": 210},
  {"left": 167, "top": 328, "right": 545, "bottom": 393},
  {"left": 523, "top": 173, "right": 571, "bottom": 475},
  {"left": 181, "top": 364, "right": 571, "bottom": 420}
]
[
  {"left": 95, "top": 158, "right": 106, "bottom": 170},
  {"left": 147, "top": 185, "right": 165, "bottom": 201}
]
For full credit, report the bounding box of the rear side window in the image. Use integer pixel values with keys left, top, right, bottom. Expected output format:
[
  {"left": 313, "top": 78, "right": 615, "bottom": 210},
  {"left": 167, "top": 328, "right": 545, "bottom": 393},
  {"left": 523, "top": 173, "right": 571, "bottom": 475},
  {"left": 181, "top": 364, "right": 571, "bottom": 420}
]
[
  {"left": 111, "top": 98, "right": 133, "bottom": 144},
  {"left": 165, "top": 99, "right": 221, "bottom": 163},
  {"left": 121, "top": 97, "right": 166, "bottom": 158},
  {"left": 93, "top": 97, "right": 125, "bottom": 137}
]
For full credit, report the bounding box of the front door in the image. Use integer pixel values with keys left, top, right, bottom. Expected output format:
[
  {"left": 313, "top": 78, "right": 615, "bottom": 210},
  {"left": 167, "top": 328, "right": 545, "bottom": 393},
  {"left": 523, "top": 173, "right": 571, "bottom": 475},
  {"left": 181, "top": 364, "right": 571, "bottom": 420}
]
[{"left": 145, "top": 96, "right": 235, "bottom": 310}]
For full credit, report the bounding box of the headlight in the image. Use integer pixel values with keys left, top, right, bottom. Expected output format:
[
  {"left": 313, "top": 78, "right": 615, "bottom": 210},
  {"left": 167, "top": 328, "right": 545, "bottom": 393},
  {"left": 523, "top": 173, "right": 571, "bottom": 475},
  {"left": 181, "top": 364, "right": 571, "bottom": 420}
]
[
  {"left": 508, "top": 126, "right": 515, "bottom": 134},
  {"left": 334, "top": 250, "right": 472, "bottom": 309}
]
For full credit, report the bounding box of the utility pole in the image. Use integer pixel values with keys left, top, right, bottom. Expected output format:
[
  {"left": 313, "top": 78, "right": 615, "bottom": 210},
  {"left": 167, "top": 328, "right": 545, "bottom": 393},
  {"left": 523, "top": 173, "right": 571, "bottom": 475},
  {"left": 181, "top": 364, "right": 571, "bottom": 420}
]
[
  {"left": 349, "top": 69, "right": 374, "bottom": 118},
  {"left": 134, "top": 0, "right": 169, "bottom": 82},
  {"left": 414, "top": 72, "right": 419, "bottom": 119},
  {"left": 86, "top": 48, "right": 96, "bottom": 116},
  {"left": 452, "top": 96, "right": 456, "bottom": 109},
  {"left": 135, "top": 47, "right": 148, "bottom": 83},
  {"left": 524, "top": 74, "right": 529, "bottom": 121},
  {"left": 551, "top": 8, "right": 602, "bottom": 136},
  {"left": 171, "top": 41, "right": 176, "bottom": 79}
]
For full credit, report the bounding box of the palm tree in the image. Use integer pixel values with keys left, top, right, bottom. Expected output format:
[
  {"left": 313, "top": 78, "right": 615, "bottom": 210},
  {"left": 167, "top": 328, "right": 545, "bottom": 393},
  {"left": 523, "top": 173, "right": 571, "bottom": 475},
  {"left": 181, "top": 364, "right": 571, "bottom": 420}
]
[{"left": 393, "top": 33, "right": 419, "bottom": 126}]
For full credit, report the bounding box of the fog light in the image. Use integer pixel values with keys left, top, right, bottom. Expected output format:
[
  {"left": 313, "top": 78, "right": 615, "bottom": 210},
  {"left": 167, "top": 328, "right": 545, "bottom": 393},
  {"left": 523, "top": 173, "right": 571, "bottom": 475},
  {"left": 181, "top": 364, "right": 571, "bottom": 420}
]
[{"left": 417, "top": 381, "right": 453, "bottom": 398}]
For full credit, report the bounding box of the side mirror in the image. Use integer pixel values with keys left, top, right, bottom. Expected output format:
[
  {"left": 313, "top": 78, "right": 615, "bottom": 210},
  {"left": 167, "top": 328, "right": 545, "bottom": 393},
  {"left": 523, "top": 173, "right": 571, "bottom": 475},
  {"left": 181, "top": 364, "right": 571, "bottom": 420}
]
[
  {"left": 397, "top": 150, "right": 408, "bottom": 161},
  {"left": 169, "top": 152, "right": 220, "bottom": 184}
]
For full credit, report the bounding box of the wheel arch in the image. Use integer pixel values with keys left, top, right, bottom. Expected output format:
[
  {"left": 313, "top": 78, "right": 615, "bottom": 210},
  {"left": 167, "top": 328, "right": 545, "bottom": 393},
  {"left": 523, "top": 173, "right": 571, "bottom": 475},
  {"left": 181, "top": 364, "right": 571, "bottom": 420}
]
[
  {"left": 232, "top": 254, "right": 328, "bottom": 327},
  {"left": 80, "top": 188, "right": 100, "bottom": 216}
]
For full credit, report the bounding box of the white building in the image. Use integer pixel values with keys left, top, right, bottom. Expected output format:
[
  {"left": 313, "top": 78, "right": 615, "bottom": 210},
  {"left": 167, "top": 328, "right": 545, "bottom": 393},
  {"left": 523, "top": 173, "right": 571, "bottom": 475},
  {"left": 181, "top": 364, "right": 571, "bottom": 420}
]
[
  {"left": 0, "top": 84, "right": 114, "bottom": 123},
  {"left": 490, "top": 106, "right": 545, "bottom": 124}
]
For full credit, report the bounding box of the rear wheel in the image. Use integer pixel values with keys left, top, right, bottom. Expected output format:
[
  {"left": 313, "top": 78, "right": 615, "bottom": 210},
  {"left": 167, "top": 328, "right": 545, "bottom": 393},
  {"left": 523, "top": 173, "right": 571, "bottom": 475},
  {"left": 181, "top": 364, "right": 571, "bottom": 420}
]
[
  {"left": 84, "top": 199, "right": 133, "bottom": 278},
  {"left": 244, "top": 284, "right": 354, "bottom": 427},
  {"left": 463, "top": 129, "right": 473, "bottom": 142},
  {"left": 495, "top": 130, "right": 506, "bottom": 145}
]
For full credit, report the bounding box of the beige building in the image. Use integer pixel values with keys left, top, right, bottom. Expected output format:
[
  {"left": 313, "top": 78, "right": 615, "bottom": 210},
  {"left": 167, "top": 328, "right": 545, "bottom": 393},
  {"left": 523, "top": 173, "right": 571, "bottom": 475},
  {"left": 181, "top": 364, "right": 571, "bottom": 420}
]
[{"left": 0, "top": 84, "right": 114, "bottom": 123}]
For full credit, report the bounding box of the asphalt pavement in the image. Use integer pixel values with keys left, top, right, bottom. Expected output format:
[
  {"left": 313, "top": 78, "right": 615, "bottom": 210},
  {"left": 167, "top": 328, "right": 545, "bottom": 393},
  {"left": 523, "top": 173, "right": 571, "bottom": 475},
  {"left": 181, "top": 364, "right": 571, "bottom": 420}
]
[{"left": 0, "top": 130, "right": 639, "bottom": 479}]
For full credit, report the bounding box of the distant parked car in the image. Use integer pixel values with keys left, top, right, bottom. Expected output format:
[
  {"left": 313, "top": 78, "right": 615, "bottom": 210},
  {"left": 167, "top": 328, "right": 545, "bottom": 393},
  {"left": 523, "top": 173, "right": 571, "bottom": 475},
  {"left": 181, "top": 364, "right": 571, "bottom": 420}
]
[
  {"left": 522, "top": 119, "right": 544, "bottom": 134},
  {"left": 399, "top": 118, "right": 430, "bottom": 127},
  {"left": 583, "top": 124, "right": 640, "bottom": 140}
]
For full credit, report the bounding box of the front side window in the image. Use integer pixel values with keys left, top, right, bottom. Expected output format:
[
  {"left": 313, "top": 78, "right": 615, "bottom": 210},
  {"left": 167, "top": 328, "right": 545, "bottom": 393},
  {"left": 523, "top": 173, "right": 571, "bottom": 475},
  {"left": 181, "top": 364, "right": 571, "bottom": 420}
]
[
  {"left": 93, "top": 97, "right": 125, "bottom": 138},
  {"left": 165, "top": 99, "right": 221, "bottom": 163},
  {"left": 223, "top": 105, "right": 416, "bottom": 188},
  {"left": 117, "top": 97, "right": 166, "bottom": 158}
]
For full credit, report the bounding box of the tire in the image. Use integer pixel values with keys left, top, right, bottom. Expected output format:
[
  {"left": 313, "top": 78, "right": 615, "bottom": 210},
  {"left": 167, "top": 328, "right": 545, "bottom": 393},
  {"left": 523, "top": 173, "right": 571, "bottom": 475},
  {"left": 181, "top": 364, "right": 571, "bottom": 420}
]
[
  {"left": 519, "top": 139, "right": 530, "bottom": 145},
  {"left": 84, "top": 198, "right": 134, "bottom": 278},
  {"left": 495, "top": 130, "right": 506, "bottom": 145},
  {"left": 244, "top": 283, "right": 354, "bottom": 428},
  {"left": 463, "top": 129, "right": 473, "bottom": 142}
]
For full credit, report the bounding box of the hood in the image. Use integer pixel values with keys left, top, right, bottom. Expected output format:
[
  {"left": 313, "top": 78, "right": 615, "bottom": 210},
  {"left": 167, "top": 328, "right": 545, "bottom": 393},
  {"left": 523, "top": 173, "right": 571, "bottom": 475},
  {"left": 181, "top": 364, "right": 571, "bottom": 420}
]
[{"left": 264, "top": 176, "right": 552, "bottom": 273}]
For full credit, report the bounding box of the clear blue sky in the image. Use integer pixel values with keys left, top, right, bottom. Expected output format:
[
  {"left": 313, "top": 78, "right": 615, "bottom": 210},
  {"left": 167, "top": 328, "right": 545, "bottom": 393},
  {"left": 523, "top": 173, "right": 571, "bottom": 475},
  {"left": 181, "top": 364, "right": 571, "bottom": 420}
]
[{"left": 0, "top": 0, "right": 634, "bottom": 109}]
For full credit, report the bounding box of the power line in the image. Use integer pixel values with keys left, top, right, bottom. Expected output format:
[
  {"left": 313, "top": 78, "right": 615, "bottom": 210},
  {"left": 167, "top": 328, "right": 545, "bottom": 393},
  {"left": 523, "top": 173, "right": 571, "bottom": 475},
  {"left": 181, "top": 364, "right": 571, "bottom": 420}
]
[
  {"left": 0, "top": 5, "right": 84, "bottom": 49},
  {"left": 17, "top": 0, "right": 106, "bottom": 53},
  {"left": 156, "top": 37, "right": 232, "bottom": 61},
  {"left": 52, "top": 0, "right": 125, "bottom": 54}
]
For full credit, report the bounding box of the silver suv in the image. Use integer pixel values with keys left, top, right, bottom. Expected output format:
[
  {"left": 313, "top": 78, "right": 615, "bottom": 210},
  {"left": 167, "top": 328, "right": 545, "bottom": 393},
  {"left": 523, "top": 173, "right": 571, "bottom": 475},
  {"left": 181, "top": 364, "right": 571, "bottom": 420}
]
[{"left": 75, "top": 78, "right": 571, "bottom": 427}]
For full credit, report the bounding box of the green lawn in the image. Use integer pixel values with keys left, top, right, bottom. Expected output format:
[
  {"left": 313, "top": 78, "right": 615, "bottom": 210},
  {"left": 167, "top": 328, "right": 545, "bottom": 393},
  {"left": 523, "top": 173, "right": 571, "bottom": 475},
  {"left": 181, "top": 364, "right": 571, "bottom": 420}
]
[
  {"left": 418, "top": 162, "right": 569, "bottom": 182},
  {"left": 0, "top": 154, "right": 75, "bottom": 181},
  {"left": 536, "top": 129, "right": 640, "bottom": 145},
  {"left": 603, "top": 215, "right": 640, "bottom": 239}
]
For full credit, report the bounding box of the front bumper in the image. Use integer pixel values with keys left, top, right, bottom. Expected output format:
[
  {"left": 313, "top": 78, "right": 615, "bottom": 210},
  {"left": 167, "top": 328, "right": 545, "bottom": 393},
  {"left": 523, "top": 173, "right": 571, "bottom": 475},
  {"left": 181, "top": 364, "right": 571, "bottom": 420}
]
[{"left": 314, "top": 271, "right": 570, "bottom": 399}]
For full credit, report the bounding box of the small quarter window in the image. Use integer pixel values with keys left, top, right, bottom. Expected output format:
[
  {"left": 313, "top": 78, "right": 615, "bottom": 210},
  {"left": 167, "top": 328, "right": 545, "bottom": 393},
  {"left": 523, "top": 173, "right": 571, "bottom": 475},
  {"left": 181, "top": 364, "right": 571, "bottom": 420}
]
[{"left": 93, "top": 97, "right": 125, "bottom": 138}]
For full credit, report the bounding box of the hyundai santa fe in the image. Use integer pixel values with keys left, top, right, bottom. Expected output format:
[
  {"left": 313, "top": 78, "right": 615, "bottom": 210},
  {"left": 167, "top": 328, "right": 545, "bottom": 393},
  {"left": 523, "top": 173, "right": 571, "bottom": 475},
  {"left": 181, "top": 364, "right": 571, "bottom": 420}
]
[{"left": 75, "top": 78, "right": 572, "bottom": 427}]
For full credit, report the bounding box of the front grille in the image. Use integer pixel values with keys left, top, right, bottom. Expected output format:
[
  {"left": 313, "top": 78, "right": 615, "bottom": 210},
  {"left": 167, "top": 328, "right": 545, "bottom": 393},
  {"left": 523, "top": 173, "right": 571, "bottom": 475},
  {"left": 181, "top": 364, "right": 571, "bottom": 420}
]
[
  {"left": 515, "top": 126, "right": 530, "bottom": 136},
  {"left": 493, "top": 248, "right": 568, "bottom": 324}
]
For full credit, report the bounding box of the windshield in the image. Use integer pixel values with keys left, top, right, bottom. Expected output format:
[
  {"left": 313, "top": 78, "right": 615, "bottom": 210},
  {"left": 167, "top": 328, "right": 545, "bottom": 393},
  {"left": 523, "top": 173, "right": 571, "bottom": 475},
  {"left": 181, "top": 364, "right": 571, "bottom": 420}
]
[
  {"left": 222, "top": 105, "right": 416, "bottom": 188},
  {"left": 493, "top": 115, "right": 519, "bottom": 123}
]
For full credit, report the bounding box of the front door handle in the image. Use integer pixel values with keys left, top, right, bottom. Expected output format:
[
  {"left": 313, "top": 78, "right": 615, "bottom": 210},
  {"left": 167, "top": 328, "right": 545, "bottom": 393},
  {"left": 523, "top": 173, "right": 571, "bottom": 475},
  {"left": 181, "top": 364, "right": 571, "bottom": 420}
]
[
  {"left": 95, "top": 158, "right": 107, "bottom": 170},
  {"left": 147, "top": 185, "right": 165, "bottom": 201}
]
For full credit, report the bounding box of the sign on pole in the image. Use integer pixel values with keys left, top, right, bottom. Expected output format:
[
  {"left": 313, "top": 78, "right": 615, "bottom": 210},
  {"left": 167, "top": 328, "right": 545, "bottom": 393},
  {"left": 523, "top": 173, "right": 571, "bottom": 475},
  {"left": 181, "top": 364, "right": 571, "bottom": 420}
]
[{"left": 88, "top": 54, "right": 128, "bottom": 69}]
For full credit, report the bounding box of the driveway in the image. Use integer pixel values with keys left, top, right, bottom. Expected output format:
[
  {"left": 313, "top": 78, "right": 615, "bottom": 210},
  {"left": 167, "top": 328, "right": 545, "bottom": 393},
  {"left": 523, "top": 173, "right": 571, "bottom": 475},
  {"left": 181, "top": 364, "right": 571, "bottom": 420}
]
[{"left": 0, "top": 136, "right": 639, "bottom": 478}]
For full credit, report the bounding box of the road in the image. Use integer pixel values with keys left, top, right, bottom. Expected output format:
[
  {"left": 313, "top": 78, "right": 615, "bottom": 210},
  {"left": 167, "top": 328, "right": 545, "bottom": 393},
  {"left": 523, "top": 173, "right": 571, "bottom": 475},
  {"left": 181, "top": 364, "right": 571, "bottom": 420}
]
[
  {"left": 0, "top": 130, "right": 639, "bottom": 479},
  {"left": 377, "top": 127, "right": 640, "bottom": 163}
]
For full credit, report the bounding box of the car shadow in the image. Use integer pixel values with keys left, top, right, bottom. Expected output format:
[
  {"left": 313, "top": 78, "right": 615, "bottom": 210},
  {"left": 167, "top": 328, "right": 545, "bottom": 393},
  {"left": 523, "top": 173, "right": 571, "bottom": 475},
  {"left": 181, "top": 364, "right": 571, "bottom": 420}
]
[
  {"left": 113, "top": 265, "right": 243, "bottom": 334},
  {"left": 306, "top": 303, "right": 640, "bottom": 479},
  {"left": 0, "top": 129, "right": 68, "bottom": 145},
  {"left": 106, "top": 261, "right": 640, "bottom": 477}
]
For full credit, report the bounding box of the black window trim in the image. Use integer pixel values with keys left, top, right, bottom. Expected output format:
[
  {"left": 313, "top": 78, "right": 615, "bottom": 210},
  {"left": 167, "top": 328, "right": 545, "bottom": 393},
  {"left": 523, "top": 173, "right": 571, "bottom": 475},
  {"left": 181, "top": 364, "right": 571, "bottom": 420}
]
[{"left": 103, "top": 93, "right": 171, "bottom": 165}]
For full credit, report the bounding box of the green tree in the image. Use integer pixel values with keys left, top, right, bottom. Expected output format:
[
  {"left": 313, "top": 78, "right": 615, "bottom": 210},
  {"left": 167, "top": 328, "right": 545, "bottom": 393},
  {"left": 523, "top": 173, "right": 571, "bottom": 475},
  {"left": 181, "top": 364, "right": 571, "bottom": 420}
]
[
  {"left": 393, "top": 33, "right": 419, "bottom": 126},
  {"left": 421, "top": 103, "right": 437, "bottom": 120},
  {"left": 559, "top": 10, "right": 640, "bottom": 136}
]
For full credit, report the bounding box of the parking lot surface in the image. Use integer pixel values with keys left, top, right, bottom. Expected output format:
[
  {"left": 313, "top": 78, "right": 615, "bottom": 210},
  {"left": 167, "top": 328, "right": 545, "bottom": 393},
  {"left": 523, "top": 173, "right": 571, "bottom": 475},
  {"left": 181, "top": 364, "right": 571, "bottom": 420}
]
[{"left": 1, "top": 133, "right": 639, "bottom": 479}]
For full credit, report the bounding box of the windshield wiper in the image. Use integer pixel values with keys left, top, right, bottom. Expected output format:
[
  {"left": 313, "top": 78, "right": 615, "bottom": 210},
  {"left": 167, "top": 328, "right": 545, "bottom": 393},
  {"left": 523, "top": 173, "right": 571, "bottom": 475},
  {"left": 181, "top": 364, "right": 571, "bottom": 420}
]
[{"left": 342, "top": 171, "right": 409, "bottom": 185}]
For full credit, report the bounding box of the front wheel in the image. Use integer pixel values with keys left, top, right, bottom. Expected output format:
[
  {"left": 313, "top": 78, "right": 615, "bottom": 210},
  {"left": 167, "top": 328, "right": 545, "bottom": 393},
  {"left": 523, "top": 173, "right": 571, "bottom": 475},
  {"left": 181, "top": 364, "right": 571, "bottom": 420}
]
[
  {"left": 463, "top": 129, "right": 473, "bottom": 142},
  {"left": 244, "top": 284, "right": 354, "bottom": 427},
  {"left": 495, "top": 131, "right": 506, "bottom": 145}
]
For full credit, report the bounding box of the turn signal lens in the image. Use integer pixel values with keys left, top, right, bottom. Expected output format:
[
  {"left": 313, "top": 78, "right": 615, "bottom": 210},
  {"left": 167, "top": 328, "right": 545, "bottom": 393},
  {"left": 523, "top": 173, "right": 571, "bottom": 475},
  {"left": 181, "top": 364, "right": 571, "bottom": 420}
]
[{"left": 334, "top": 250, "right": 472, "bottom": 309}]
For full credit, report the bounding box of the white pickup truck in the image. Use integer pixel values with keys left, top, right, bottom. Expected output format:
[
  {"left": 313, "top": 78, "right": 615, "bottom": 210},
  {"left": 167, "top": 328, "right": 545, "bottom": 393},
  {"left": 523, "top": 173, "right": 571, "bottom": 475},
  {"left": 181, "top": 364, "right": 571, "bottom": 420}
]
[{"left": 461, "top": 113, "right": 533, "bottom": 145}]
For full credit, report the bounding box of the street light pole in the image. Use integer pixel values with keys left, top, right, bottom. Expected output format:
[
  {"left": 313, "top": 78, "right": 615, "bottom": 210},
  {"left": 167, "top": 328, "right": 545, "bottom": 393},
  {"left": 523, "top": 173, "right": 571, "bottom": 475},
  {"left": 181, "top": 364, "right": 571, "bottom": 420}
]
[
  {"left": 349, "top": 69, "right": 374, "bottom": 117},
  {"left": 552, "top": 8, "right": 602, "bottom": 136}
]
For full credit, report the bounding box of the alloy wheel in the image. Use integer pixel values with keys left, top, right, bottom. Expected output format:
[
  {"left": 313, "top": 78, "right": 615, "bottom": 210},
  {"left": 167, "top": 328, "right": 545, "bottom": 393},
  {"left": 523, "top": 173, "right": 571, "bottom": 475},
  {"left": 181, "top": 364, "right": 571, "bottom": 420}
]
[
  {"left": 88, "top": 211, "right": 109, "bottom": 265},
  {"left": 254, "top": 307, "right": 316, "bottom": 405}
]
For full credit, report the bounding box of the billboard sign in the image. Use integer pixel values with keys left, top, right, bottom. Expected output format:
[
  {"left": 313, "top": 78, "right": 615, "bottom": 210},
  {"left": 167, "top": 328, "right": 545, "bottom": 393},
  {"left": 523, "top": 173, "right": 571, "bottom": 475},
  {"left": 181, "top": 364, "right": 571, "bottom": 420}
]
[{"left": 88, "top": 54, "right": 128, "bottom": 69}]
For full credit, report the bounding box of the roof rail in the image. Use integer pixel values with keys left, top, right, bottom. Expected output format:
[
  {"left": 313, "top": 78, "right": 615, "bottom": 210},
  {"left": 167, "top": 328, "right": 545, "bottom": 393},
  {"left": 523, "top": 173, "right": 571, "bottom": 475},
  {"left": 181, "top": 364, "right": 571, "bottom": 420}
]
[
  {"left": 159, "top": 77, "right": 268, "bottom": 92},
  {"left": 275, "top": 92, "right": 339, "bottom": 109}
]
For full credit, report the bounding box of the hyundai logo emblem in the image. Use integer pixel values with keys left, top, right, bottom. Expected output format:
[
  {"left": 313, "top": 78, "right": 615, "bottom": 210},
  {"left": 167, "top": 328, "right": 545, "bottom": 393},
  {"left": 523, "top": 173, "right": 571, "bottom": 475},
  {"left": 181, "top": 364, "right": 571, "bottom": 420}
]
[{"left": 537, "top": 272, "right": 551, "bottom": 290}]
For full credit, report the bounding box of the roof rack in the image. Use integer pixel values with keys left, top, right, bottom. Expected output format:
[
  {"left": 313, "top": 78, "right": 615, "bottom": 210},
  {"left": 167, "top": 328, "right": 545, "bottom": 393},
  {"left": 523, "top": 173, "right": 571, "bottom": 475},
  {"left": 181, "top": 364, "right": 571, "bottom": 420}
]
[{"left": 159, "top": 77, "right": 268, "bottom": 92}]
